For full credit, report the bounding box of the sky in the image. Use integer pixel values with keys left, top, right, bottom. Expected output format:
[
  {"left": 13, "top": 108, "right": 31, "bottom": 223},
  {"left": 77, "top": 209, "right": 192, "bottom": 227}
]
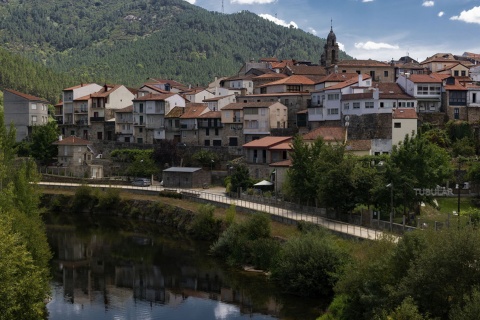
[{"left": 183, "top": 0, "right": 480, "bottom": 62}]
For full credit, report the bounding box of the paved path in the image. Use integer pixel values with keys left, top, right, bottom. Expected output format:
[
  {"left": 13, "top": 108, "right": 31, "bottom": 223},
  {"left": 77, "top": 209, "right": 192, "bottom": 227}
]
[{"left": 39, "top": 181, "right": 396, "bottom": 241}]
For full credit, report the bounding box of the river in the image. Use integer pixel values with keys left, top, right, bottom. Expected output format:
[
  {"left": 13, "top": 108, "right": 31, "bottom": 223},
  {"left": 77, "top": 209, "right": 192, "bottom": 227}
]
[{"left": 45, "top": 215, "right": 324, "bottom": 320}]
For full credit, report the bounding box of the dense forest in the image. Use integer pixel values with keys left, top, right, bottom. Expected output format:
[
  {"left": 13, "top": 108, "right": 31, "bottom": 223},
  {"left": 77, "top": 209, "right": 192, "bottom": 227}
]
[{"left": 0, "top": 0, "right": 350, "bottom": 98}]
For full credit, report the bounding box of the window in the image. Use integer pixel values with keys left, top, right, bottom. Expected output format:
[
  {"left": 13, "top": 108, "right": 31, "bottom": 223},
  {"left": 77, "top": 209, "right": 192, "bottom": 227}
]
[
  {"left": 384, "top": 71, "right": 389, "bottom": 77},
  {"left": 213, "top": 140, "right": 222, "bottom": 146},
  {"left": 380, "top": 102, "right": 385, "bottom": 108},
  {"left": 327, "top": 108, "right": 339, "bottom": 115},
  {"left": 417, "top": 85, "right": 429, "bottom": 95},
  {"left": 97, "top": 132, "right": 103, "bottom": 140},
  {"left": 287, "top": 85, "right": 301, "bottom": 92},
  {"left": 244, "top": 108, "right": 258, "bottom": 115},
  {"left": 454, "top": 108, "right": 460, "bottom": 120},
  {"left": 31, "top": 104, "right": 37, "bottom": 110},
  {"left": 204, "top": 140, "right": 210, "bottom": 146},
  {"left": 137, "top": 138, "right": 143, "bottom": 144},
  {"left": 229, "top": 137, "right": 238, "bottom": 146},
  {"left": 461, "top": 71, "right": 466, "bottom": 77},
  {"left": 215, "top": 128, "right": 219, "bottom": 136},
  {"left": 327, "top": 94, "right": 340, "bottom": 100},
  {"left": 139, "top": 103, "right": 144, "bottom": 113},
  {"left": 394, "top": 122, "right": 401, "bottom": 128},
  {"left": 356, "top": 70, "right": 361, "bottom": 74},
  {"left": 32, "top": 115, "right": 37, "bottom": 122},
  {"left": 260, "top": 109, "right": 266, "bottom": 116},
  {"left": 473, "top": 93, "right": 477, "bottom": 103},
  {"left": 365, "top": 102, "right": 374, "bottom": 109},
  {"left": 206, "top": 128, "right": 210, "bottom": 136},
  {"left": 353, "top": 102, "right": 360, "bottom": 109},
  {"left": 454, "top": 70, "right": 459, "bottom": 76},
  {"left": 343, "top": 103, "right": 349, "bottom": 110}
]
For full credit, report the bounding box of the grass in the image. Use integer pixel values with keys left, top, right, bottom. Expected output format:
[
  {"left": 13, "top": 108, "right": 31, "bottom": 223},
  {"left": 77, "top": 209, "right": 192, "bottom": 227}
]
[
  {"left": 420, "top": 197, "right": 478, "bottom": 228},
  {"left": 40, "top": 187, "right": 301, "bottom": 240}
]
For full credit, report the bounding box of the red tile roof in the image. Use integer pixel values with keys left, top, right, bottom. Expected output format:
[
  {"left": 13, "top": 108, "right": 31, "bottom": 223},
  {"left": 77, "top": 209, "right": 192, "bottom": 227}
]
[
  {"left": 287, "top": 65, "right": 326, "bottom": 76},
  {"left": 117, "top": 105, "right": 133, "bottom": 113},
  {"left": 393, "top": 108, "right": 418, "bottom": 119},
  {"left": 165, "top": 106, "right": 185, "bottom": 118},
  {"left": 408, "top": 74, "right": 443, "bottom": 83},
  {"left": 179, "top": 105, "right": 209, "bottom": 119},
  {"left": 90, "top": 84, "right": 122, "bottom": 98},
  {"left": 321, "top": 74, "right": 371, "bottom": 90},
  {"left": 4, "top": 88, "right": 47, "bottom": 102},
  {"left": 335, "top": 59, "right": 391, "bottom": 67},
  {"left": 303, "top": 127, "right": 345, "bottom": 142},
  {"left": 315, "top": 73, "right": 360, "bottom": 84},
  {"left": 260, "top": 75, "right": 315, "bottom": 87},
  {"left": 243, "top": 136, "right": 292, "bottom": 148},
  {"left": 269, "top": 141, "right": 292, "bottom": 150},
  {"left": 198, "top": 111, "right": 221, "bottom": 118}
]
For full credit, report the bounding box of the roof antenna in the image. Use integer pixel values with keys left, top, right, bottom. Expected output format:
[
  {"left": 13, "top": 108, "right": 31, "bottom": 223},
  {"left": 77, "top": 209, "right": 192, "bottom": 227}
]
[{"left": 331, "top": 18, "right": 333, "bottom": 31}]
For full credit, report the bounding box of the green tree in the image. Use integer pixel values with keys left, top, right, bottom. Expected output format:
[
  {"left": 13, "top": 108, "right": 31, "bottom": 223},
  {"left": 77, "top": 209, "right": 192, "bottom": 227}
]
[
  {"left": 230, "top": 164, "right": 252, "bottom": 194},
  {"left": 28, "top": 121, "right": 60, "bottom": 165},
  {"left": 272, "top": 229, "right": 349, "bottom": 297}
]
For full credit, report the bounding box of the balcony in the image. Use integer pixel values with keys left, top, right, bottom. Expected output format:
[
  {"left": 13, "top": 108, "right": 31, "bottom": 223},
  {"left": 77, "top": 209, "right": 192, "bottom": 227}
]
[
  {"left": 180, "top": 123, "right": 197, "bottom": 130},
  {"left": 76, "top": 120, "right": 88, "bottom": 125},
  {"left": 198, "top": 120, "right": 224, "bottom": 128},
  {"left": 233, "top": 117, "right": 243, "bottom": 123},
  {"left": 74, "top": 108, "right": 88, "bottom": 114},
  {"left": 90, "top": 116, "right": 105, "bottom": 122}
]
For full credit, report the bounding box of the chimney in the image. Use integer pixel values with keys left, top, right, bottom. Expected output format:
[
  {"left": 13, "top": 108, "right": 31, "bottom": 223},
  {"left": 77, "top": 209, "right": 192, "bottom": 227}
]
[{"left": 58, "top": 135, "right": 62, "bottom": 141}]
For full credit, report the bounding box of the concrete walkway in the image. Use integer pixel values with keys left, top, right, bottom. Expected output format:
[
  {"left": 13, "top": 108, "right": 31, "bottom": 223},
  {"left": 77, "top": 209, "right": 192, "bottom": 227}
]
[{"left": 39, "top": 181, "right": 396, "bottom": 241}]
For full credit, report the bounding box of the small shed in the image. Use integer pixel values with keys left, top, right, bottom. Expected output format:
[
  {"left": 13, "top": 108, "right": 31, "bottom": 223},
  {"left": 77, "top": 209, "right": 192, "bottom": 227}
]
[{"left": 162, "top": 167, "right": 210, "bottom": 188}]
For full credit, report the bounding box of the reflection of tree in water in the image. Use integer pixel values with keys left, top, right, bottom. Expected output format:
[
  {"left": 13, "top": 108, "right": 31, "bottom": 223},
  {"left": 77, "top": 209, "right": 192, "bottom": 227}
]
[{"left": 46, "top": 214, "right": 320, "bottom": 319}]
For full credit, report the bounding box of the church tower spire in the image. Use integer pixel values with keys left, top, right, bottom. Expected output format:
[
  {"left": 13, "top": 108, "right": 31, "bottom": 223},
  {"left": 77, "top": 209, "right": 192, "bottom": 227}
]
[{"left": 320, "top": 21, "right": 339, "bottom": 68}]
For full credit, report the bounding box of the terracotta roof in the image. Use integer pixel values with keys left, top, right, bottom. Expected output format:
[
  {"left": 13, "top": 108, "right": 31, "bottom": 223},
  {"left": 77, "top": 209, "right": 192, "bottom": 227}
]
[
  {"left": 63, "top": 83, "right": 97, "bottom": 91},
  {"left": 165, "top": 106, "right": 185, "bottom": 118},
  {"left": 315, "top": 73, "right": 359, "bottom": 84},
  {"left": 287, "top": 65, "right": 326, "bottom": 76},
  {"left": 269, "top": 141, "right": 292, "bottom": 150},
  {"left": 271, "top": 60, "right": 295, "bottom": 69},
  {"left": 179, "top": 105, "right": 209, "bottom": 119},
  {"left": 223, "top": 102, "right": 279, "bottom": 110},
  {"left": 140, "top": 84, "right": 172, "bottom": 94},
  {"left": 74, "top": 94, "right": 90, "bottom": 101},
  {"left": 243, "top": 136, "right": 292, "bottom": 148},
  {"left": 117, "top": 105, "right": 133, "bottom": 113},
  {"left": 252, "top": 73, "right": 287, "bottom": 80},
  {"left": 342, "top": 83, "right": 414, "bottom": 101},
  {"left": 346, "top": 140, "right": 371, "bottom": 151},
  {"left": 53, "top": 136, "right": 91, "bottom": 146},
  {"left": 260, "top": 75, "right": 315, "bottom": 87},
  {"left": 90, "top": 84, "right": 122, "bottom": 98},
  {"left": 198, "top": 111, "right": 221, "bottom": 118},
  {"left": 393, "top": 108, "right": 418, "bottom": 119},
  {"left": 54, "top": 100, "right": 63, "bottom": 107},
  {"left": 408, "top": 74, "right": 443, "bottom": 83},
  {"left": 320, "top": 74, "right": 371, "bottom": 91},
  {"left": 4, "top": 88, "right": 47, "bottom": 102},
  {"left": 303, "top": 127, "right": 345, "bottom": 142},
  {"left": 133, "top": 93, "right": 176, "bottom": 101}
]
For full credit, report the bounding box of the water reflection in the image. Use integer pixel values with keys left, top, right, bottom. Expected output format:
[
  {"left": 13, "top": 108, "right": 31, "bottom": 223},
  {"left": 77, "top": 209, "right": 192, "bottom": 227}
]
[{"left": 46, "top": 219, "right": 321, "bottom": 320}]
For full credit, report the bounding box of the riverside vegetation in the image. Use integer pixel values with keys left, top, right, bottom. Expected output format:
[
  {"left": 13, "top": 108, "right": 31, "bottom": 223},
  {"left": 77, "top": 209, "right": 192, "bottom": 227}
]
[{"left": 41, "top": 183, "right": 480, "bottom": 320}]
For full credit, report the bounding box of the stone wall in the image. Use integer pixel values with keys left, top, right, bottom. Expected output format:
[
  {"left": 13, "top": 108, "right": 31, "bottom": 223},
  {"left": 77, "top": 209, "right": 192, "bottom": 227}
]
[{"left": 347, "top": 113, "right": 392, "bottom": 140}]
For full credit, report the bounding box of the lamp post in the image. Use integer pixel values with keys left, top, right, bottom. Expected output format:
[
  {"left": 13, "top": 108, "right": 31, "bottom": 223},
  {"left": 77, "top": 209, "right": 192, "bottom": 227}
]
[
  {"left": 210, "top": 159, "right": 214, "bottom": 171},
  {"left": 271, "top": 169, "right": 277, "bottom": 198},
  {"left": 386, "top": 183, "right": 393, "bottom": 231}
]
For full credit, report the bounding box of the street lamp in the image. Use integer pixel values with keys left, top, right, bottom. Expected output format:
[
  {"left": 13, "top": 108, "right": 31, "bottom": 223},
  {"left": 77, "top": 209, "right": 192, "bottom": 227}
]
[
  {"left": 271, "top": 169, "right": 277, "bottom": 198},
  {"left": 210, "top": 159, "right": 214, "bottom": 171},
  {"left": 386, "top": 183, "right": 393, "bottom": 231}
]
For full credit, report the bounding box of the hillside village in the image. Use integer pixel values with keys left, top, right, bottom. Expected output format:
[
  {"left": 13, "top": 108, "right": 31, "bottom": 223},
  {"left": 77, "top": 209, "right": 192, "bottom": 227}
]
[{"left": 4, "top": 27, "right": 480, "bottom": 187}]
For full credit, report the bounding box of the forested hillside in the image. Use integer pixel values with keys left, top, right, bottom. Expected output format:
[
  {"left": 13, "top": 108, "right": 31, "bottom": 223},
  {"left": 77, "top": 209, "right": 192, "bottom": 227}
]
[{"left": 0, "top": 0, "right": 350, "bottom": 89}]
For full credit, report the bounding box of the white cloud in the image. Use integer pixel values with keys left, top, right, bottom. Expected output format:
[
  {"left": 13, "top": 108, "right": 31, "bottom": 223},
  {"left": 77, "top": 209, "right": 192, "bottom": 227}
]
[
  {"left": 362, "top": 0, "right": 374, "bottom": 2},
  {"left": 354, "top": 41, "right": 400, "bottom": 50},
  {"left": 338, "top": 42, "right": 345, "bottom": 51},
  {"left": 231, "top": 0, "right": 276, "bottom": 4},
  {"left": 308, "top": 27, "right": 317, "bottom": 35},
  {"left": 258, "top": 13, "right": 298, "bottom": 28},
  {"left": 422, "top": 1, "right": 434, "bottom": 7},
  {"left": 438, "top": 11, "right": 444, "bottom": 17},
  {"left": 450, "top": 6, "right": 480, "bottom": 24},
  {"left": 184, "top": 0, "right": 196, "bottom": 3}
]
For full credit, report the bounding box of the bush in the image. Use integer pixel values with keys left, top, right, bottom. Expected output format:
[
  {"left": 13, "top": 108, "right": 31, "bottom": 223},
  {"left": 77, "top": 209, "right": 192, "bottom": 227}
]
[
  {"left": 158, "top": 190, "right": 182, "bottom": 199},
  {"left": 271, "top": 230, "right": 349, "bottom": 297},
  {"left": 96, "top": 188, "right": 121, "bottom": 213},
  {"left": 225, "top": 203, "right": 236, "bottom": 226},
  {"left": 189, "top": 204, "right": 221, "bottom": 241},
  {"left": 211, "top": 213, "right": 278, "bottom": 269},
  {"left": 71, "top": 185, "right": 98, "bottom": 213}
]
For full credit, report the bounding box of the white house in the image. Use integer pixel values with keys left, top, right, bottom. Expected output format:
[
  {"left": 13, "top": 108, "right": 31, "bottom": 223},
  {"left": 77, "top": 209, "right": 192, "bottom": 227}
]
[{"left": 392, "top": 108, "right": 418, "bottom": 146}]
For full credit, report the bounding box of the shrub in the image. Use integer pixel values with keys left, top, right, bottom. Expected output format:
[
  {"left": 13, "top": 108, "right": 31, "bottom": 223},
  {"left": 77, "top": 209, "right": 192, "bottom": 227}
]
[
  {"left": 71, "top": 185, "right": 98, "bottom": 213},
  {"left": 189, "top": 204, "right": 221, "bottom": 241},
  {"left": 211, "top": 213, "right": 278, "bottom": 269},
  {"left": 96, "top": 188, "right": 121, "bottom": 213},
  {"left": 225, "top": 203, "right": 236, "bottom": 226},
  {"left": 271, "top": 230, "right": 349, "bottom": 297}
]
